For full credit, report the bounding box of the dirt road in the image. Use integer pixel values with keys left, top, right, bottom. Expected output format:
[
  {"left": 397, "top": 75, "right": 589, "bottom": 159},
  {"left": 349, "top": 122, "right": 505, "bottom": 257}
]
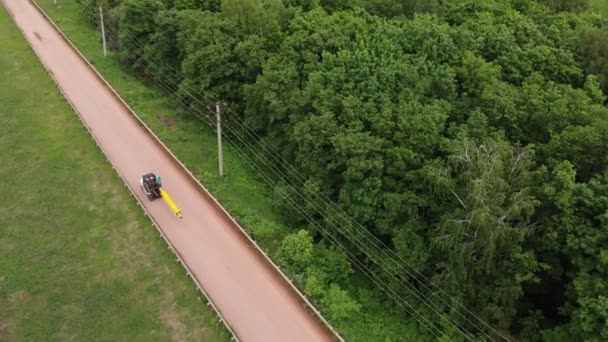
[{"left": 1, "top": 0, "right": 335, "bottom": 341}]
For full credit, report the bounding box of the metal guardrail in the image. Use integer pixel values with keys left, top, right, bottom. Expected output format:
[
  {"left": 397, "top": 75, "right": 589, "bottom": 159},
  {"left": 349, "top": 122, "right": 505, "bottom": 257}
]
[{"left": 18, "top": 1, "right": 345, "bottom": 341}]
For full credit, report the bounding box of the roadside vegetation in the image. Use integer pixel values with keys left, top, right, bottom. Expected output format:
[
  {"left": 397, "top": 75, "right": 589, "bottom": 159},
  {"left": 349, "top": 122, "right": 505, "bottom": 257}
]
[
  {"left": 0, "top": 6, "right": 229, "bottom": 341},
  {"left": 35, "top": 0, "right": 608, "bottom": 340}
]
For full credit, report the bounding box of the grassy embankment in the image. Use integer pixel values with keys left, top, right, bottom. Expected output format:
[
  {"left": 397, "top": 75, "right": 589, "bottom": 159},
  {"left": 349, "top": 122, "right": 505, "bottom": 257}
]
[
  {"left": 0, "top": 6, "right": 229, "bottom": 341},
  {"left": 33, "top": 0, "right": 430, "bottom": 340}
]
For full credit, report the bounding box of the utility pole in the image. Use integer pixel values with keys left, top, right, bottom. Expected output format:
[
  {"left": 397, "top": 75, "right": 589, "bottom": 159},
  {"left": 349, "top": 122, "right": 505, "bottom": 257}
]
[
  {"left": 216, "top": 102, "right": 224, "bottom": 177},
  {"left": 99, "top": 6, "right": 107, "bottom": 57}
]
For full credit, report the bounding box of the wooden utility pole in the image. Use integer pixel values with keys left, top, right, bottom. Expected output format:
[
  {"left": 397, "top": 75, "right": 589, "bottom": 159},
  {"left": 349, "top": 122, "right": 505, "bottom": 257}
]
[
  {"left": 100, "top": 6, "right": 107, "bottom": 57},
  {"left": 216, "top": 102, "right": 224, "bottom": 177}
]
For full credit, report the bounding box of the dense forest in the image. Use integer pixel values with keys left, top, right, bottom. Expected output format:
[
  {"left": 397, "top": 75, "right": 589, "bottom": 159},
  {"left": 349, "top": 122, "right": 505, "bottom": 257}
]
[{"left": 75, "top": 0, "right": 607, "bottom": 340}]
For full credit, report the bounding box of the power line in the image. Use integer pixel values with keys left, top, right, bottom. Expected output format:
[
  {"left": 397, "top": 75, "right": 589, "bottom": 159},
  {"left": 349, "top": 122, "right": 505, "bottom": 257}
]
[
  {"left": 97, "top": 14, "right": 499, "bottom": 340},
  {"left": 98, "top": 19, "right": 500, "bottom": 340},
  {"left": 98, "top": 25, "right": 451, "bottom": 339},
  {"left": 70, "top": 5, "right": 510, "bottom": 339}
]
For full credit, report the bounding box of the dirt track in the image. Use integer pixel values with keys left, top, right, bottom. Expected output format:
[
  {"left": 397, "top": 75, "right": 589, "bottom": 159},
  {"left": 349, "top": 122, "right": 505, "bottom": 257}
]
[{"left": 1, "top": 0, "right": 334, "bottom": 341}]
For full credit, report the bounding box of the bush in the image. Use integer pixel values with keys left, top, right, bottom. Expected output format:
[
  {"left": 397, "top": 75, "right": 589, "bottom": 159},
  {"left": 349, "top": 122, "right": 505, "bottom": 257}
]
[
  {"left": 277, "top": 229, "right": 314, "bottom": 272},
  {"left": 322, "top": 284, "right": 361, "bottom": 321}
]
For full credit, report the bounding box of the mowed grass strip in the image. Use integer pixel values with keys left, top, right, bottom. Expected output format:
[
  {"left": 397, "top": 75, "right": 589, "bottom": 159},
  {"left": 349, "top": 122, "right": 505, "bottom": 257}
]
[{"left": 0, "top": 6, "right": 229, "bottom": 342}]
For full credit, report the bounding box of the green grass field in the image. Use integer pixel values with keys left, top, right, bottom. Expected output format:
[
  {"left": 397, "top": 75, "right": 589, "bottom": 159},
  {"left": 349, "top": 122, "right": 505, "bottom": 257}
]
[{"left": 0, "top": 6, "right": 229, "bottom": 341}]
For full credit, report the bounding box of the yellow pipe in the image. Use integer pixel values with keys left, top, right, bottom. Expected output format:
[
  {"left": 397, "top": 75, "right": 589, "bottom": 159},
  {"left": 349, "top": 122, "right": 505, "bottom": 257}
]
[{"left": 160, "top": 188, "right": 182, "bottom": 219}]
